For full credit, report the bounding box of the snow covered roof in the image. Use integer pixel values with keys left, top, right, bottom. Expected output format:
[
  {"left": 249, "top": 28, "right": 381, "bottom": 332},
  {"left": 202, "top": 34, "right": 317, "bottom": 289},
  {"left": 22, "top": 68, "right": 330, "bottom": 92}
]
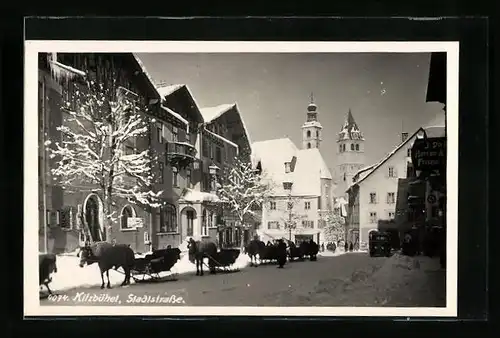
[
  {"left": 131, "top": 54, "right": 162, "bottom": 98},
  {"left": 338, "top": 109, "right": 364, "bottom": 141},
  {"left": 155, "top": 83, "right": 204, "bottom": 123},
  {"left": 204, "top": 127, "right": 239, "bottom": 150},
  {"left": 157, "top": 84, "right": 184, "bottom": 98},
  {"left": 252, "top": 138, "right": 333, "bottom": 197},
  {"left": 199, "top": 103, "right": 253, "bottom": 147},
  {"left": 160, "top": 105, "right": 189, "bottom": 130},
  {"left": 180, "top": 189, "right": 219, "bottom": 203},
  {"left": 423, "top": 125, "right": 446, "bottom": 138}
]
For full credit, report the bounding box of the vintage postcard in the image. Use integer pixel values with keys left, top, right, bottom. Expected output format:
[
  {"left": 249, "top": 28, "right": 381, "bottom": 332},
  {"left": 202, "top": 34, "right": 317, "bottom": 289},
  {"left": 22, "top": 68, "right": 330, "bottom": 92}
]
[{"left": 24, "top": 41, "right": 458, "bottom": 317}]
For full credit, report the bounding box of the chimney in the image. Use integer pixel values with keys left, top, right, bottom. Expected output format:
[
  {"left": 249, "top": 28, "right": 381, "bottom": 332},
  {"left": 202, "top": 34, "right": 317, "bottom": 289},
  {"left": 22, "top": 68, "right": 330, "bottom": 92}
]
[{"left": 401, "top": 132, "right": 409, "bottom": 142}]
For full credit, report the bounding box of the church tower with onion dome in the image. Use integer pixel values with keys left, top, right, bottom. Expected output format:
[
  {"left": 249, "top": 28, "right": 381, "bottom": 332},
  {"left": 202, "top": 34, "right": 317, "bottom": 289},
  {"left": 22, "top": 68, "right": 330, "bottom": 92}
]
[
  {"left": 301, "top": 93, "right": 323, "bottom": 150},
  {"left": 336, "top": 109, "right": 365, "bottom": 197}
]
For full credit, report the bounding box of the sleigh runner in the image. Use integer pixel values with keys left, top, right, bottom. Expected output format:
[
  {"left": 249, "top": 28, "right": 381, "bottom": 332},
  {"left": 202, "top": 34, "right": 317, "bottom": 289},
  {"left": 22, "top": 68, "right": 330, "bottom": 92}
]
[{"left": 130, "top": 248, "right": 182, "bottom": 283}]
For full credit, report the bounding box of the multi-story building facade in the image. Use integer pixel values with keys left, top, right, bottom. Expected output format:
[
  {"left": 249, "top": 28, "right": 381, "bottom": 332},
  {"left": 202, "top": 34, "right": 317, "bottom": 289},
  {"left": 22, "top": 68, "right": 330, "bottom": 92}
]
[
  {"left": 252, "top": 99, "right": 334, "bottom": 246},
  {"left": 345, "top": 125, "right": 444, "bottom": 248},
  {"left": 38, "top": 54, "right": 253, "bottom": 254},
  {"left": 39, "top": 52, "right": 164, "bottom": 254}
]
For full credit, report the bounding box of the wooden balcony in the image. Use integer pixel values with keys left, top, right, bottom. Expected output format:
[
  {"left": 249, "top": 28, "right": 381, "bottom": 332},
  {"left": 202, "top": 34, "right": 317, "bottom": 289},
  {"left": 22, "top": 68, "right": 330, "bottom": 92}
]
[{"left": 166, "top": 141, "right": 197, "bottom": 168}]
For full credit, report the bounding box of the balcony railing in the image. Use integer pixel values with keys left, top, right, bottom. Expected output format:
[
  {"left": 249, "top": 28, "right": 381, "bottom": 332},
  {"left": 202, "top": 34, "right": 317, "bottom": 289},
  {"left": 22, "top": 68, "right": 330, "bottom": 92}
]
[{"left": 166, "top": 141, "right": 197, "bottom": 168}]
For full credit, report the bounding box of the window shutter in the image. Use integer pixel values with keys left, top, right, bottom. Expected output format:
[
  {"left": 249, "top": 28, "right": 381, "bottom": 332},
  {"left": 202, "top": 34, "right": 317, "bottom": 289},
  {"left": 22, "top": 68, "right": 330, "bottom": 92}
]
[
  {"left": 394, "top": 168, "right": 398, "bottom": 177},
  {"left": 76, "top": 204, "right": 83, "bottom": 230}
]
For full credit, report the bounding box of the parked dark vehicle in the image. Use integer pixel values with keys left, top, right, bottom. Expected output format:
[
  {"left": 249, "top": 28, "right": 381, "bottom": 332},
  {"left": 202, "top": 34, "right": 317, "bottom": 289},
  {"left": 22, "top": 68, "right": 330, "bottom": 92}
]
[{"left": 369, "top": 231, "right": 391, "bottom": 257}]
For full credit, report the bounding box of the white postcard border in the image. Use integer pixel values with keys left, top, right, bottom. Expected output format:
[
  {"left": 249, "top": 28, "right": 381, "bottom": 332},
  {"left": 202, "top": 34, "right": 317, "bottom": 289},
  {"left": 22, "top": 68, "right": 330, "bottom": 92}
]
[{"left": 24, "top": 41, "right": 459, "bottom": 317}]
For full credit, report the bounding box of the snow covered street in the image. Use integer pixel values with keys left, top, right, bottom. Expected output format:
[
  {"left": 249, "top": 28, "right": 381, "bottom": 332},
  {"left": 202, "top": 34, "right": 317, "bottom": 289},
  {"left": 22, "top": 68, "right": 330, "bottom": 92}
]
[
  {"left": 41, "top": 251, "right": 445, "bottom": 307},
  {"left": 42, "top": 250, "right": 251, "bottom": 292}
]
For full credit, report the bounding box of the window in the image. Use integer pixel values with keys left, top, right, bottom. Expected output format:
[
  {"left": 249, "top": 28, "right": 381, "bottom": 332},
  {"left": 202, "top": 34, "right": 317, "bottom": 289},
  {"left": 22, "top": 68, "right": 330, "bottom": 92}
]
[
  {"left": 270, "top": 201, "right": 276, "bottom": 210},
  {"left": 342, "top": 144, "right": 346, "bottom": 152},
  {"left": 407, "top": 162, "right": 415, "bottom": 177},
  {"left": 369, "top": 192, "right": 377, "bottom": 204},
  {"left": 369, "top": 212, "right": 377, "bottom": 223},
  {"left": 343, "top": 173, "right": 346, "bottom": 181},
  {"left": 208, "top": 212, "right": 214, "bottom": 228},
  {"left": 186, "top": 169, "right": 192, "bottom": 188},
  {"left": 387, "top": 192, "right": 395, "bottom": 204},
  {"left": 316, "top": 130, "right": 319, "bottom": 138},
  {"left": 301, "top": 220, "right": 314, "bottom": 228},
  {"left": 306, "top": 130, "right": 311, "bottom": 138},
  {"left": 388, "top": 166, "right": 395, "bottom": 177},
  {"left": 355, "top": 144, "right": 360, "bottom": 151},
  {"left": 186, "top": 210, "right": 194, "bottom": 236},
  {"left": 215, "top": 146, "right": 222, "bottom": 163},
  {"left": 120, "top": 205, "right": 135, "bottom": 230},
  {"left": 156, "top": 123, "right": 163, "bottom": 144},
  {"left": 202, "top": 138, "right": 209, "bottom": 157},
  {"left": 59, "top": 206, "right": 76, "bottom": 229},
  {"left": 388, "top": 211, "right": 395, "bottom": 219},
  {"left": 172, "top": 127, "right": 178, "bottom": 142},
  {"left": 305, "top": 201, "right": 311, "bottom": 210},
  {"left": 407, "top": 148, "right": 411, "bottom": 157},
  {"left": 209, "top": 144, "right": 214, "bottom": 159},
  {"left": 172, "top": 167, "right": 179, "bottom": 187},
  {"left": 351, "top": 143, "right": 355, "bottom": 151},
  {"left": 267, "top": 221, "right": 280, "bottom": 230},
  {"left": 159, "top": 204, "right": 177, "bottom": 233},
  {"left": 339, "top": 145, "right": 342, "bottom": 153},
  {"left": 307, "top": 142, "right": 311, "bottom": 149},
  {"left": 159, "top": 162, "right": 164, "bottom": 184}
]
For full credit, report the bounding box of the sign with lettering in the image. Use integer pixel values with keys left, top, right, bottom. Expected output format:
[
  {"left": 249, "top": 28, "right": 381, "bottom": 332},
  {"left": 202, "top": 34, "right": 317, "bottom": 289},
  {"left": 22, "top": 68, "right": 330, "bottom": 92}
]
[
  {"left": 127, "top": 217, "right": 144, "bottom": 228},
  {"left": 411, "top": 137, "right": 446, "bottom": 171}
]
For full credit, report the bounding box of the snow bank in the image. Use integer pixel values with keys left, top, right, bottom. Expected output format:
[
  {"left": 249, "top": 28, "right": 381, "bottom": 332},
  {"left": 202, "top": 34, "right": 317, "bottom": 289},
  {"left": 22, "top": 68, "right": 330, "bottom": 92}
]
[
  {"left": 312, "top": 253, "right": 445, "bottom": 306},
  {"left": 44, "top": 251, "right": 251, "bottom": 292}
]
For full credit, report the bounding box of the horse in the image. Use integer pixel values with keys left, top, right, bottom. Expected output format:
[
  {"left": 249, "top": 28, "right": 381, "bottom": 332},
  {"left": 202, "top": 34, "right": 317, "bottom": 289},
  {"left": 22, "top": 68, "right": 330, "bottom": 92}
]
[
  {"left": 78, "top": 241, "right": 135, "bottom": 289},
  {"left": 245, "top": 239, "right": 265, "bottom": 267},
  {"left": 39, "top": 253, "right": 57, "bottom": 295},
  {"left": 187, "top": 238, "right": 218, "bottom": 276}
]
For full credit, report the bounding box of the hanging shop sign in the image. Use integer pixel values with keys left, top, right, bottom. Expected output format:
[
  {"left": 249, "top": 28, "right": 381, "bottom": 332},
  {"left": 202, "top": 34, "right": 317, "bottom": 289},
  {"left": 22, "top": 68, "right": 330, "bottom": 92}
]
[
  {"left": 127, "top": 217, "right": 144, "bottom": 228},
  {"left": 411, "top": 137, "right": 446, "bottom": 172}
]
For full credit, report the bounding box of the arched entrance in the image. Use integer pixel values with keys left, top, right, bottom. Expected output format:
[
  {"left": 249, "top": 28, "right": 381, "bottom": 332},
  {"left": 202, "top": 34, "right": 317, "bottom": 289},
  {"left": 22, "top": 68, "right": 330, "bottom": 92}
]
[
  {"left": 180, "top": 207, "right": 196, "bottom": 240},
  {"left": 84, "top": 194, "right": 104, "bottom": 242}
]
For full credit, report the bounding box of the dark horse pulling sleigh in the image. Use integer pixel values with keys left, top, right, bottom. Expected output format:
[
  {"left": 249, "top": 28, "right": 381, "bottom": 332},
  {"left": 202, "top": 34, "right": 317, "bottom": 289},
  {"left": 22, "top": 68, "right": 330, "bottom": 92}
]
[
  {"left": 78, "top": 241, "right": 181, "bottom": 288},
  {"left": 187, "top": 238, "right": 241, "bottom": 275}
]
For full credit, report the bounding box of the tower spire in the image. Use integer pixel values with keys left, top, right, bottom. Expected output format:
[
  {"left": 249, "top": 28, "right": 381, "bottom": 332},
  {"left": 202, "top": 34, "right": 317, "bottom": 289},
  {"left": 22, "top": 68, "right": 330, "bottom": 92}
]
[{"left": 310, "top": 92, "right": 314, "bottom": 104}]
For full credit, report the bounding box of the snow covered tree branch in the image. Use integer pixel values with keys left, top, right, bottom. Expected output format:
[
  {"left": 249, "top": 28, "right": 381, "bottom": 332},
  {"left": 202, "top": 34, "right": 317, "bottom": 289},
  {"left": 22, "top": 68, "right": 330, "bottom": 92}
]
[
  {"left": 45, "top": 63, "right": 163, "bottom": 243},
  {"left": 216, "top": 156, "right": 274, "bottom": 248},
  {"left": 322, "top": 211, "right": 346, "bottom": 244}
]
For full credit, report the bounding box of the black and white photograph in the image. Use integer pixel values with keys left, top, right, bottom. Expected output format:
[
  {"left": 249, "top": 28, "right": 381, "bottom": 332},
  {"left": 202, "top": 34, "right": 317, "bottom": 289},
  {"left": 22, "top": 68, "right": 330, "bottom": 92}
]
[{"left": 24, "top": 41, "right": 458, "bottom": 317}]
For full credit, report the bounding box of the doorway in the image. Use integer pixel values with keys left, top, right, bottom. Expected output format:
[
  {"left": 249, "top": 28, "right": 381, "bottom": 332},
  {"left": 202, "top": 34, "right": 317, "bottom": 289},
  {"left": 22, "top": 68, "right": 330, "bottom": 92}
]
[{"left": 85, "top": 195, "right": 104, "bottom": 242}]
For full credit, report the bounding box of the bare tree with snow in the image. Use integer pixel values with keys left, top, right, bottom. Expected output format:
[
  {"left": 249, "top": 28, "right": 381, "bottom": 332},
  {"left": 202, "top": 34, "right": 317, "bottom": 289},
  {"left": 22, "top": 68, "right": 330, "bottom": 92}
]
[
  {"left": 323, "top": 211, "right": 346, "bottom": 245},
  {"left": 46, "top": 58, "right": 163, "bottom": 243},
  {"left": 280, "top": 197, "right": 307, "bottom": 241},
  {"left": 216, "top": 156, "right": 274, "bottom": 249}
]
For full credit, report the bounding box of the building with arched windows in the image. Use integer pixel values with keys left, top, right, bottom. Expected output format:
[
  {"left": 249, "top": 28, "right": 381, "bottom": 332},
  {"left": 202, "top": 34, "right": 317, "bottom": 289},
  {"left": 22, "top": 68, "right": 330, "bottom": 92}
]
[{"left": 38, "top": 54, "right": 252, "bottom": 254}]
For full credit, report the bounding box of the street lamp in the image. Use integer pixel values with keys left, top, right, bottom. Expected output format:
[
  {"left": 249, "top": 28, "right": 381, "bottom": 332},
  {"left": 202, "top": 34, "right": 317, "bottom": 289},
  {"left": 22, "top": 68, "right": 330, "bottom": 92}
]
[{"left": 283, "top": 178, "right": 294, "bottom": 241}]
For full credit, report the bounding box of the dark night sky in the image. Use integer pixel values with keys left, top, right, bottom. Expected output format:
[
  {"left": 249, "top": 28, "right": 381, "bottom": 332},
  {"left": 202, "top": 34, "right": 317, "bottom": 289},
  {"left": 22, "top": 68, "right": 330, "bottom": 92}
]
[{"left": 137, "top": 52, "right": 445, "bottom": 175}]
